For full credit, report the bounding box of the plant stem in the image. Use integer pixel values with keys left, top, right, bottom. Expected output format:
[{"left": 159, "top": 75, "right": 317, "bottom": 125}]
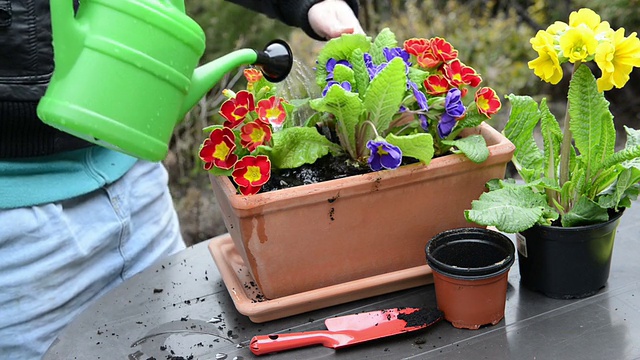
[
  {"left": 361, "top": 120, "right": 380, "bottom": 138},
  {"left": 558, "top": 62, "right": 581, "bottom": 210},
  {"left": 358, "top": 120, "right": 380, "bottom": 159},
  {"left": 388, "top": 112, "right": 416, "bottom": 129}
]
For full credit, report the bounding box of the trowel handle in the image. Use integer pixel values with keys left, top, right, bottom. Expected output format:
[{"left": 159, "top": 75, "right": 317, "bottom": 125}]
[{"left": 250, "top": 331, "right": 347, "bottom": 355}]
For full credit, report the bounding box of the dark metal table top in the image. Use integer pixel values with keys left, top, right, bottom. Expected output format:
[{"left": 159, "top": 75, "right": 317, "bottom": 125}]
[{"left": 45, "top": 204, "right": 640, "bottom": 360}]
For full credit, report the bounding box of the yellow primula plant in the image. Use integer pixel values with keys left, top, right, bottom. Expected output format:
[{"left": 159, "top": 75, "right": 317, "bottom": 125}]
[{"left": 466, "top": 8, "right": 640, "bottom": 233}]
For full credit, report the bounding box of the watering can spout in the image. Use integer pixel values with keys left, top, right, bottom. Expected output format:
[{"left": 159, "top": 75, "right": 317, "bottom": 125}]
[
  {"left": 181, "top": 40, "right": 293, "bottom": 119},
  {"left": 49, "top": 0, "right": 84, "bottom": 76}
]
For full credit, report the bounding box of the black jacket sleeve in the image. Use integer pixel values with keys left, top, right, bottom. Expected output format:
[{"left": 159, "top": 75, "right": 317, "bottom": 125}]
[{"left": 224, "top": 0, "right": 359, "bottom": 41}]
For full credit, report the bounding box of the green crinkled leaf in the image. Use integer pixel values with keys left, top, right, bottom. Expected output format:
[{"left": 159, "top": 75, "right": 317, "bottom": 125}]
[
  {"left": 625, "top": 125, "right": 640, "bottom": 148},
  {"left": 569, "top": 159, "right": 590, "bottom": 209},
  {"left": 602, "top": 143, "right": 640, "bottom": 170},
  {"left": 465, "top": 185, "right": 558, "bottom": 233},
  {"left": 255, "top": 76, "right": 276, "bottom": 94},
  {"left": 560, "top": 176, "right": 576, "bottom": 210},
  {"left": 268, "top": 127, "right": 342, "bottom": 169},
  {"left": 316, "top": 34, "right": 371, "bottom": 88},
  {"left": 441, "top": 134, "right": 489, "bottom": 163},
  {"left": 539, "top": 98, "right": 562, "bottom": 179},
  {"left": 591, "top": 165, "right": 623, "bottom": 196},
  {"left": 605, "top": 126, "right": 640, "bottom": 170},
  {"left": 504, "top": 94, "right": 544, "bottom": 182},
  {"left": 596, "top": 167, "right": 625, "bottom": 209},
  {"left": 407, "top": 67, "right": 428, "bottom": 86},
  {"left": 309, "top": 85, "right": 363, "bottom": 158},
  {"left": 280, "top": 101, "right": 296, "bottom": 128},
  {"left": 518, "top": 168, "right": 537, "bottom": 183},
  {"left": 535, "top": 177, "right": 562, "bottom": 192},
  {"left": 370, "top": 28, "right": 398, "bottom": 65},
  {"left": 486, "top": 178, "right": 508, "bottom": 191},
  {"left": 561, "top": 196, "right": 609, "bottom": 227},
  {"left": 620, "top": 184, "right": 640, "bottom": 207},
  {"left": 350, "top": 48, "right": 369, "bottom": 99},
  {"left": 363, "top": 57, "right": 407, "bottom": 134},
  {"left": 597, "top": 167, "right": 640, "bottom": 209},
  {"left": 386, "top": 132, "right": 434, "bottom": 164},
  {"left": 568, "top": 64, "right": 615, "bottom": 179},
  {"left": 332, "top": 64, "right": 355, "bottom": 85},
  {"left": 202, "top": 124, "right": 223, "bottom": 133},
  {"left": 455, "top": 106, "right": 486, "bottom": 131},
  {"left": 254, "top": 82, "right": 278, "bottom": 102},
  {"left": 208, "top": 167, "right": 232, "bottom": 177}
]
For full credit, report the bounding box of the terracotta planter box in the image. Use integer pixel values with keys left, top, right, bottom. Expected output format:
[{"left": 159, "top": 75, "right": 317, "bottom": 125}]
[{"left": 209, "top": 122, "right": 515, "bottom": 299}]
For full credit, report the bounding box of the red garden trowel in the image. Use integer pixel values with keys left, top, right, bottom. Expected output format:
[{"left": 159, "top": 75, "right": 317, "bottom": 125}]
[{"left": 250, "top": 307, "right": 443, "bottom": 355}]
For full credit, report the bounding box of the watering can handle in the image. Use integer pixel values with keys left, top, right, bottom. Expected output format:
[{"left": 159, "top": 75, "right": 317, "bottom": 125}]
[
  {"left": 166, "top": 0, "right": 186, "bottom": 12},
  {"left": 49, "top": 0, "right": 84, "bottom": 75}
]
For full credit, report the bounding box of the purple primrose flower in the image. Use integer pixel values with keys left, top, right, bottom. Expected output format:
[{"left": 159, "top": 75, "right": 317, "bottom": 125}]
[
  {"left": 407, "top": 81, "right": 429, "bottom": 131},
  {"left": 437, "top": 88, "right": 466, "bottom": 138},
  {"left": 366, "top": 140, "right": 402, "bottom": 171},
  {"left": 383, "top": 47, "right": 411, "bottom": 68},
  {"left": 363, "top": 53, "right": 388, "bottom": 80},
  {"left": 322, "top": 81, "right": 352, "bottom": 97},
  {"left": 409, "top": 81, "right": 429, "bottom": 111},
  {"left": 420, "top": 115, "right": 429, "bottom": 131},
  {"left": 326, "top": 58, "right": 352, "bottom": 81}
]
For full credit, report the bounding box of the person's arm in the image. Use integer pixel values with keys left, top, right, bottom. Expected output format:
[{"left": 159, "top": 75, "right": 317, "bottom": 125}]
[{"left": 224, "top": 0, "right": 362, "bottom": 40}]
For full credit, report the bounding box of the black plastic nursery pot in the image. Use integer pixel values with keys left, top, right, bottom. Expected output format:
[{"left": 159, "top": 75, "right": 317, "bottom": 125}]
[
  {"left": 517, "top": 210, "right": 624, "bottom": 299},
  {"left": 425, "top": 228, "right": 515, "bottom": 329}
]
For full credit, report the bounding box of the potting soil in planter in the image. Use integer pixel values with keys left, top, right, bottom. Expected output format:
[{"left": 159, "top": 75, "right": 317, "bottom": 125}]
[{"left": 261, "top": 154, "right": 420, "bottom": 192}]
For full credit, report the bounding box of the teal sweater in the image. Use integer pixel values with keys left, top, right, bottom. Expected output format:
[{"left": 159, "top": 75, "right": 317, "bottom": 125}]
[{"left": 0, "top": 146, "right": 137, "bottom": 209}]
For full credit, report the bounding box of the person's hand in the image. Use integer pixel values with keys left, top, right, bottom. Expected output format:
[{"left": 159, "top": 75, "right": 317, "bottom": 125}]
[{"left": 308, "top": 0, "right": 365, "bottom": 40}]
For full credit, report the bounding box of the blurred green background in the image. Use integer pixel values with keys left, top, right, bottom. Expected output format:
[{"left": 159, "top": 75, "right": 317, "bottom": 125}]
[{"left": 170, "top": 0, "right": 640, "bottom": 245}]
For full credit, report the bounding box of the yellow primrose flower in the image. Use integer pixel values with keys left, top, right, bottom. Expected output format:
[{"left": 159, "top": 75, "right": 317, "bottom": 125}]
[
  {"left": 595, "top": 40, "right": 616, "bottom": 74},
  {"left": 528, "top": 30, "right": 563, "bottom": 84},
  {"left": 568, "top": 8, "right": 601, "bottom": 31},
  {"left": 530, "top": 29, "right": 552, "bottom": 52},
  {"left": 546, "top": 21, "right": 569, "bottom": 36},
  {"left": 595, "top": 28, "right": 640, "bottom": 91},
  {"left": 594, "top": 21, "right": 613, "bottom": 42},
  {"left": 559, "top": 25, "right": 598, "bottom": 63}
]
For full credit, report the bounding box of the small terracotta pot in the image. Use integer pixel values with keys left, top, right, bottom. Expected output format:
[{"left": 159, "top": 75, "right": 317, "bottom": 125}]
[{"left": 426, "top": 228, "right": 515, "bottom": 330}]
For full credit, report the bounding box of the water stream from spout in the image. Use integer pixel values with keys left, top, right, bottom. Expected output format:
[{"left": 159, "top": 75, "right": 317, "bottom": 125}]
[{"left": 275, "top": 59, "right": 322, "bottom": 126}]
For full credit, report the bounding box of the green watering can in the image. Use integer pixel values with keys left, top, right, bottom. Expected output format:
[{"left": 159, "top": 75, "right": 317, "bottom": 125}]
[{"left": 37, "top": 0, "right": 293, "bottom": 161}]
